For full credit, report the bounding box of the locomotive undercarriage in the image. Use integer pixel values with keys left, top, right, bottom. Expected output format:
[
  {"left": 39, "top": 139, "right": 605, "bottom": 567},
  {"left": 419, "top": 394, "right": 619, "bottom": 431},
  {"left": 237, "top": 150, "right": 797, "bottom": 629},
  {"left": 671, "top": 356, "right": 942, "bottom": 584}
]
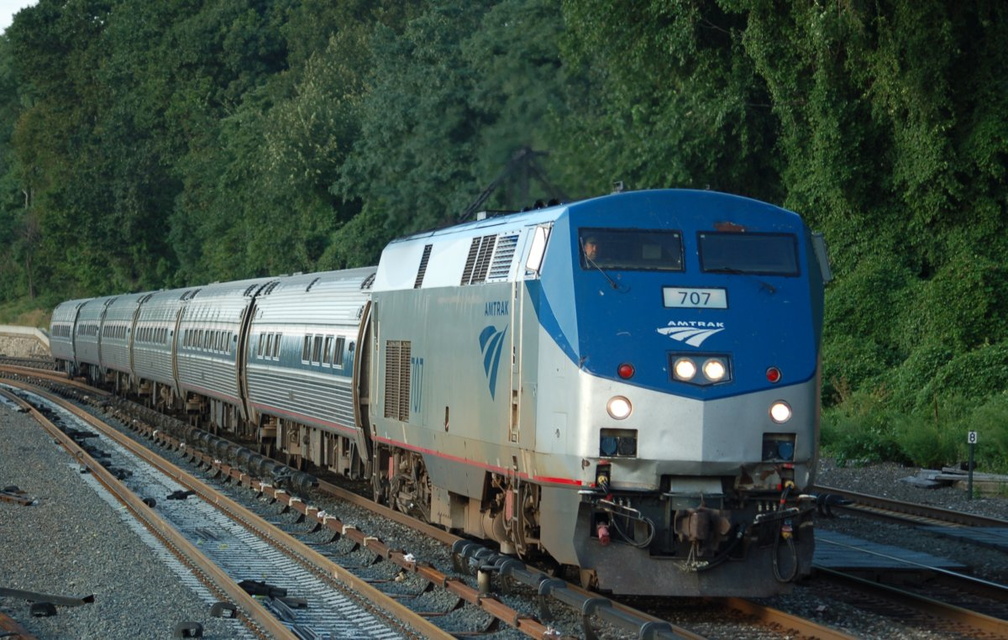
[
  {"left": 78, "top": 374, "right": 815, "bottom": 594},
  {"left": 368, "top": 445, "right": 544, "bottom": 558},
  {"left": 577, "top": 479, "right": 816, "bottom": 592}
]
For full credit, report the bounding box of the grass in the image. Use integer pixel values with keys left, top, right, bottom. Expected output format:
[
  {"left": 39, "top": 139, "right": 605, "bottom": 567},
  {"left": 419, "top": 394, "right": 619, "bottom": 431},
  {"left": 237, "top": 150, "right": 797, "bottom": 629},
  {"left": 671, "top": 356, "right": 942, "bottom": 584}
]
[{"left": 0, "top": 301, "right": 51, "bottom": 329}]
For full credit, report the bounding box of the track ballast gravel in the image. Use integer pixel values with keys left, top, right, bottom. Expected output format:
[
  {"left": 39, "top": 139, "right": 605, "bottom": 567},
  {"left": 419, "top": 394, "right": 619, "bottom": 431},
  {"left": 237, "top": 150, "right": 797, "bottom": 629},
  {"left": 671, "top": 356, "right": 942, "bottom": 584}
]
[{"left": 0, "top": 401, "right": 241, "bottom": 639}]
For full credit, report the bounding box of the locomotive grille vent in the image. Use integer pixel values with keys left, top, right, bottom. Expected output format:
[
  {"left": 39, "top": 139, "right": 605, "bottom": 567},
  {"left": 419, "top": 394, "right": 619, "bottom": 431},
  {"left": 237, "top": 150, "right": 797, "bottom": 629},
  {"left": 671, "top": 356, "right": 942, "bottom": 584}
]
[
  {"left": 383, "top": 340, "right": 411, "bottom": 422},
  {"left": 472, "top": 235, "right": 496, "bottom": 282},
  {"left": 461, "top": 234, "right": 497, "bottom": 285},
  {"left": 487, "top": 234, "right": 519, "bottom": 281},
  {"left": 460, "top": 238, "right": 481, "bottom": 284},
  {"left": 414, "top": 244, "right": 433, "bottom": 289}
]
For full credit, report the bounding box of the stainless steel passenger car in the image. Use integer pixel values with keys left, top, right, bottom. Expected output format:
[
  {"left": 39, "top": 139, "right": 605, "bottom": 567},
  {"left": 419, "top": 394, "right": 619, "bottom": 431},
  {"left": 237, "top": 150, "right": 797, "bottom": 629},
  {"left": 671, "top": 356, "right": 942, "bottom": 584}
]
[
  {"left": 132, "top": 288, "right": 192, "bottom": 407},
  {"left": 244, "top": 268, "right": 376, "bottom": 475},
  {"left": 100, "top": 293, "right": 145, "bottom": 390},
  {"left": 73, "top": 296, "right": 115, "bottom": 383},
  {"left": 175, "top": 278, "right": 271, "bottom": 427},
  {"left": 50, "top": 298, "right": 88, "bottom": 375}
]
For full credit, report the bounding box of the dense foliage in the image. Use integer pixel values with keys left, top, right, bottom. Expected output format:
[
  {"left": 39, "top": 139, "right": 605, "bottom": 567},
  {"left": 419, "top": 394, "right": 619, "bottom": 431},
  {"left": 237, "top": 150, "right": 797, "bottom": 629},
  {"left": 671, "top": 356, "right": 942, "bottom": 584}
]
[{"left": 1, "top": 0, "right": 1006, "bottom": 468}]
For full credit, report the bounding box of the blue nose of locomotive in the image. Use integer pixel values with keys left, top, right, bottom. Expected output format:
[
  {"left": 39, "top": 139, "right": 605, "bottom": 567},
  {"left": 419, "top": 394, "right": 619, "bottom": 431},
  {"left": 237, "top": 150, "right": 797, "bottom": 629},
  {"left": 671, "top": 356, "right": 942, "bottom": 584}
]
[{"left": 528, "top": 190, "right": 821, "bottom": 481}]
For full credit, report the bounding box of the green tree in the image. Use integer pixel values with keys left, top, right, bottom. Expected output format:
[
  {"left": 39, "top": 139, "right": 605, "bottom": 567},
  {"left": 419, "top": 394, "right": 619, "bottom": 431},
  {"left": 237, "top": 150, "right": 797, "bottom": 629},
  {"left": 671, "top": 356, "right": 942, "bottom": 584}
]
[{"left": 559, "top": 0, "right": 782, "bottom": 199}]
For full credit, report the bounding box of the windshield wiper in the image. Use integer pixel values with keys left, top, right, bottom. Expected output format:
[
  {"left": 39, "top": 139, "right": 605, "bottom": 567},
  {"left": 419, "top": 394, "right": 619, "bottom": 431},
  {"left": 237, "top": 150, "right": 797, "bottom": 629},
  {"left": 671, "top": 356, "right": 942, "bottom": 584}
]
[{"left": 585, "top": 254, "right": 620, "bottom": 290}]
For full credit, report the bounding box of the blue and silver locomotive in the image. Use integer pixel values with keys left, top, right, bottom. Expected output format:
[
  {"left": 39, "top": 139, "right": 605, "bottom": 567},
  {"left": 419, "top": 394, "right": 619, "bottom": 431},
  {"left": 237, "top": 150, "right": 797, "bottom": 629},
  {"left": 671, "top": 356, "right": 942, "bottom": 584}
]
[{"left": 51, "top": 189, "right": 830, "bottom": 597}]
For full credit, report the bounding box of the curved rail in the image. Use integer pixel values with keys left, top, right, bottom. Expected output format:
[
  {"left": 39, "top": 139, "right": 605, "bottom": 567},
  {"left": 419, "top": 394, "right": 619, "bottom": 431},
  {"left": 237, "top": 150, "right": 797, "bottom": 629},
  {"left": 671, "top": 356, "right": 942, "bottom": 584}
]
[{"left": 814, "top": 485, "right": 1008, "bottom": 528}]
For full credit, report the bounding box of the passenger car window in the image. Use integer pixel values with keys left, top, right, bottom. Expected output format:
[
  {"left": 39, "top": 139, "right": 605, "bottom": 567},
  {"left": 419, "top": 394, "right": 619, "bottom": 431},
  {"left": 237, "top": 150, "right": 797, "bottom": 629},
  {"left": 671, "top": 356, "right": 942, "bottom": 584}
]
[
  {"left": 333, "top": 337, "right": 345, "bottom": 366},
  {"left": 323, "top": 336, "right": 333, "bottom": 365},
  {"left": 312, "top": 335, "right": 323, "bottom": 363}
]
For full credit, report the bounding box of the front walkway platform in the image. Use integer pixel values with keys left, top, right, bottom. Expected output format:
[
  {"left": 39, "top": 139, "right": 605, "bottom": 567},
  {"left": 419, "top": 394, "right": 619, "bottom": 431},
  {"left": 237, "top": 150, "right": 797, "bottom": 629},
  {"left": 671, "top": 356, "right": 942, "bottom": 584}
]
[{"left": 814, "top": 530, "right": 966, "bottom": 571}]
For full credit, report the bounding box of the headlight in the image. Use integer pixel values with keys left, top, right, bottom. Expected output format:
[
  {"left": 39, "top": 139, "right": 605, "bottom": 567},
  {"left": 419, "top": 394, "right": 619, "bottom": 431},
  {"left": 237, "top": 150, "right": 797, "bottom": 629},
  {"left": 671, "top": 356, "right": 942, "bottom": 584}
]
[
  {"left": 606, "top": 396, "right": 632, "bottom": 420},
  {"left": 669, "top": 353, "right": 732, "bottom": 385},
  {"left": 673, "top": 358, "right": 697, "bottom": 381},
  {"left": 769, "top": 401, "right": 792, "bottom": 423},
  {"left": 702, "top": 358, "right": 727, "bottom": 382}
]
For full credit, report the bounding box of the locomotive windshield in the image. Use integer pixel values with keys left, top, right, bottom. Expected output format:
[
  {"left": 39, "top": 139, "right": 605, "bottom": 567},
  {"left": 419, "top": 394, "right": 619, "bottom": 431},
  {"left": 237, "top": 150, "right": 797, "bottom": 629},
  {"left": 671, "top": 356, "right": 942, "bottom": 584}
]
[
  {"left": 578, "top": 228, "right": 683, "bottom": 271},
  {"left": 698, "top": 232, "right": 799, "bottom": 276}
]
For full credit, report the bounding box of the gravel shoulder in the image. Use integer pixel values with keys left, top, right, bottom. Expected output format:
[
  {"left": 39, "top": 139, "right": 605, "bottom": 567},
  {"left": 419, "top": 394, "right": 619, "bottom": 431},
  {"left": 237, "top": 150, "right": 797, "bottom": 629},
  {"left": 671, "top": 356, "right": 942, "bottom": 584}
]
[{"left": 0, "top": 402, "right": 239, "bottom": 640}]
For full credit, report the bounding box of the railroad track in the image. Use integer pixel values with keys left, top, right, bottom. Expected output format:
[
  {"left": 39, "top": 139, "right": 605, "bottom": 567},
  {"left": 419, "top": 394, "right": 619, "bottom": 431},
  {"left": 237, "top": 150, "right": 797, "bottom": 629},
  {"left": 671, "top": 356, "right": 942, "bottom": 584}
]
[
  {"left": 813, "top": 567, "right": 1008, "bottom": 639},
  {"left": 814, "top": 485, "right": 1008, "bottom": 528},
  {"left": 0, "top": 363, "right": 943, "bottom": 639},
  {"left": 1, "top": 384, "right": 428, "bottom": 639},
  {"left": 0, "top": 356, "right": 56, "bottom": 372},
  {"left": 2, "top": 370, "right": 691, "bottom": 638},
  {"left": 810, "top": 484, "right": 1008, "bottom": 638}
]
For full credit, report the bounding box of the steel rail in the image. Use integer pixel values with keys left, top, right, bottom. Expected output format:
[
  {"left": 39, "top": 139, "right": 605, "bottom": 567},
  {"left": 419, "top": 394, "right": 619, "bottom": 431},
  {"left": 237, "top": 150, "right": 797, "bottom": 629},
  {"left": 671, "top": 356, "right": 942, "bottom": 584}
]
[
  {"left": 814, "top": 533, "right": 1008, "bottom": 609},
  {"left": 718, "top": 598, "right": 858, "bottom": 640},
  {"left": 817, "top": 567, "right": 1008, "bottom": 639},
  {"left": 814, "top": 485, "right": 1008, "bottom": 528}
]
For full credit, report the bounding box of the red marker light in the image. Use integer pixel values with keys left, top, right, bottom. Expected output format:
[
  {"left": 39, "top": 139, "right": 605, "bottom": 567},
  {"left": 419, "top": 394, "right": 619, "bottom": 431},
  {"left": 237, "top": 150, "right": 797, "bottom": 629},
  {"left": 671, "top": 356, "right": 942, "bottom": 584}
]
[
  {"left": 766, "top": 367, "right": 782, "bottom": 383},
  {"left": 617, "top": 363, "right": 635, "bottom": 379}
]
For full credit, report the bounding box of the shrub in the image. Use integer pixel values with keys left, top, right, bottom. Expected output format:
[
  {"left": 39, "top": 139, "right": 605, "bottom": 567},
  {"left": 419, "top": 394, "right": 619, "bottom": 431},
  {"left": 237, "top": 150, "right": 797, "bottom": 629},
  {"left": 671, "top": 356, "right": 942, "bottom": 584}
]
[
  {"left": 895, "top": 254, "right": 1008, "bottom": 354},
  {"left": 824, "top": 255, "right": 914, "bottom": 354},
  {"left": 821, "top": 334, "right": 892, "bottom": 406},
  {"left": 882, "top": 341, "right": 954, "bottom": 412},
  {"left": 916, "top": 341, "right": 1008, "bottom": 407},
  {"left": 839, "top": 394, "right": 1008, "bottom": 472},
  {"left": 821, "top": 391, "right": 910, "bottom": 466},
  {"left": 894, "top": 397, "right": 968, "bottom": 469}
]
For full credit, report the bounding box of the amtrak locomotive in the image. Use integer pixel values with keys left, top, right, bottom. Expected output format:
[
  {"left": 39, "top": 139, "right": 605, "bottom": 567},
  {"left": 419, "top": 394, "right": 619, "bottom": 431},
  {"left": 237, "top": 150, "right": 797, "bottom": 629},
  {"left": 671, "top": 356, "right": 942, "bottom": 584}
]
[{"left": 50, "top": 189, "right": 831, "bottom": 597}]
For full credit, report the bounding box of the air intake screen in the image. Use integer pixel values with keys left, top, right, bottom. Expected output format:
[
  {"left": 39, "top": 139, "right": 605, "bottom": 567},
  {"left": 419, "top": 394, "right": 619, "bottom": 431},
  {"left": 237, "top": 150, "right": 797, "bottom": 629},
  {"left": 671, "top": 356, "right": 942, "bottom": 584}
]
[
  {"left": 487, "top": 234, "right": 518, "bottom": 280},
  {"left": 461, "top": 235, "right": 498, "bottom": 285},
  {"left": 383, "top": 340, "right": 412, "bottom": 421},
  {"left": 414, "top": 244, "right": 433, "bottom": 288}
]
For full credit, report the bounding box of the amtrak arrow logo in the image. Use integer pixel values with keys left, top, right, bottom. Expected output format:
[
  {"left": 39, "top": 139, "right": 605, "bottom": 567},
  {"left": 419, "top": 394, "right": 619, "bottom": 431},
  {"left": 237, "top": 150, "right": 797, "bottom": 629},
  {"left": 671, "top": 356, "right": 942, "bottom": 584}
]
[
  {"left": 479, "top": 325, "right": 508, "bottom": 399},
  {"left": 657, "top": 321, "right": 725, "bottom": 347}
]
